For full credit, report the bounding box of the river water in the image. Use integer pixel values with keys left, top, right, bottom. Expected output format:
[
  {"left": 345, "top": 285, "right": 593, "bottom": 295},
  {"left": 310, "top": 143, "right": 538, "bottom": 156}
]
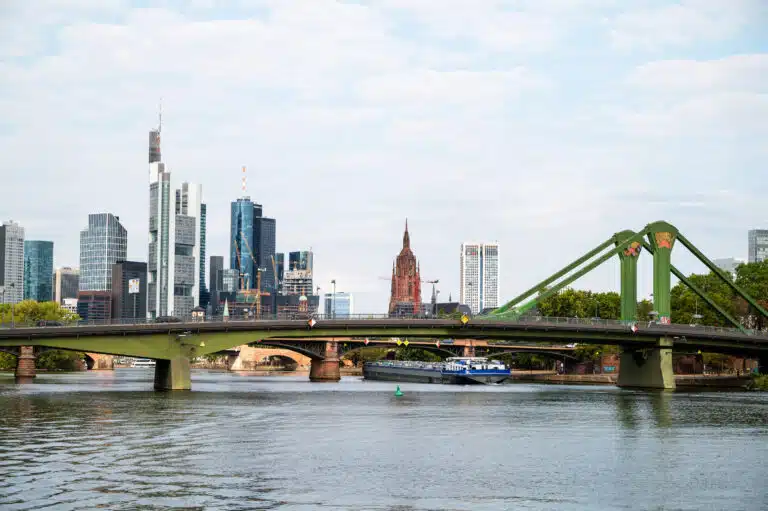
[{"left": 0, "top": 370, "right": 766, "bottom": 511}]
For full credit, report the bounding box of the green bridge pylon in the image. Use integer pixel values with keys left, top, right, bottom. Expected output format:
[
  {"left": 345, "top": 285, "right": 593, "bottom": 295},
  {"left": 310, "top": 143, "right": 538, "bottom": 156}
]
[{"left": 486, "top": 220, "right": 768, "bottom": 389}]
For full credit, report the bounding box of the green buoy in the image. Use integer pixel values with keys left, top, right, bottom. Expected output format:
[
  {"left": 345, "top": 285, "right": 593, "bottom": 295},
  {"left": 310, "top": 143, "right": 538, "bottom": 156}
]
[{"left": 394, "top": 385, "right": 403, "bottom": 397}]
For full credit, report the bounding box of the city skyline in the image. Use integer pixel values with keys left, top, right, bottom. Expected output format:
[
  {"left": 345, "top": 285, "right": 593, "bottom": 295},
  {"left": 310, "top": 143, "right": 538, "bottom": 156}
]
[{"left": 2, "top": 2, "right": 767, "bottom": 313}]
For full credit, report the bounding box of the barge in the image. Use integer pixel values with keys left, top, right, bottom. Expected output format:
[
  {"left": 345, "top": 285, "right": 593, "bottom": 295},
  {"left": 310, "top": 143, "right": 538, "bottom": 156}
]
[{"left": 363, "top": 357, "right": 510, "bottom": 385}]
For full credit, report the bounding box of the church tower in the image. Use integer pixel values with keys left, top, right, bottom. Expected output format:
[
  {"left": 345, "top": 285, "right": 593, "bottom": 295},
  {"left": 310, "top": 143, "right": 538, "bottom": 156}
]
[{"left": 388, "top": 219, "right": 422, "bottom": 315}]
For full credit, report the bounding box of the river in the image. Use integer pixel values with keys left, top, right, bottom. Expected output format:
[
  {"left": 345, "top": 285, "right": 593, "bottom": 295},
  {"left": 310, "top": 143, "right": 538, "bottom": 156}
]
[{"left": 0, "top": 370, "right": 766, "bottom": 510}]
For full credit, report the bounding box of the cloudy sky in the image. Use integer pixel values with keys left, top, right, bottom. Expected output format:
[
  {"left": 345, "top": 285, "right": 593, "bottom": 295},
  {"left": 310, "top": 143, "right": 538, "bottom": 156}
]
[{"left": 1, "top": 0, "right": 767, "bottom": 313}]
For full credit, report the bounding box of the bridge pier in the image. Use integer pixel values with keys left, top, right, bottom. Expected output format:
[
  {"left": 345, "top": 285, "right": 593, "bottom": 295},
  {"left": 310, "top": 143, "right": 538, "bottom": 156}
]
[
  {"left": 463, "top": 345, "right": 475, "bottom": 357},
  {"left": 309, "top": 341, "right": 340, "bottom": 382},
  {"left": 153, "top": 356, "right": 191, "bottom": 390},
  {"left": 617, "top": 337, "right": 675, "bottom": 390},
  {"left": 15, "top": 346, "right": 36, "bottom": 383}
]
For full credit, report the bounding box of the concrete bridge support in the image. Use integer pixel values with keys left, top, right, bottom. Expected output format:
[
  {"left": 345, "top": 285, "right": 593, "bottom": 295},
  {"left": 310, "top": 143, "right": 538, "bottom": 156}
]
[
  {"left": 463, "top": 345, "right": 475, "bottom": 357},
  {"left": 85, "top": 353, "right": 114, "bottom": 370},
  {"left": 15, "top": 346, "right": 36, "bottom": 383},
  {"left": 309, "top": 341, "right": 340, "bottom": 382},
  {"left": 617, "top": 337, "right": 675, "bottom": 390},
  {"left": 153, "top": 356, "right": 191, "bottom": 390}
]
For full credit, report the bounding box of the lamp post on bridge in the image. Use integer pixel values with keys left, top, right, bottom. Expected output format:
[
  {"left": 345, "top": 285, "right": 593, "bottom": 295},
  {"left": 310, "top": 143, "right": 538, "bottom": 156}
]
[{"left": 331, "top": 279, "right": 336, "bottom": 319}]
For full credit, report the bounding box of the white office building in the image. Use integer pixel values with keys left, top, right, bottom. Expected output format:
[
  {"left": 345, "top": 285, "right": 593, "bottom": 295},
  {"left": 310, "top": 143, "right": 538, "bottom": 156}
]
[
  {"left": 324, "top": 292, "right": 354, "bottom": 318},
  {"left": 459, "top": 242, "right": 499, "bottom": 315},
  {"left": 0, "top": 220, "right": 25, "bottom": 304},
  {"left": 147, "top": 126, "right": 205, "bottom": 318},
  {"left": 748, "top": 229, "right": 768, "bottom": 263}
]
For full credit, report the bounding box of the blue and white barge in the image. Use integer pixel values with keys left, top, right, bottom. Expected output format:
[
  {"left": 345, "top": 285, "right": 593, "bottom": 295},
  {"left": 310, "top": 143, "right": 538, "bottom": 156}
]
[{"left": 363, "top": 357, "right": 510, "bottom": 385}]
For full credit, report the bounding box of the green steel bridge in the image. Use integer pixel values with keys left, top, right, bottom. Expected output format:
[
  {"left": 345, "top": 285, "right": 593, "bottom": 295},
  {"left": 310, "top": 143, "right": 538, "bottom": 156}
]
[{"left": 1, "top": 221, "right": 767, "bottom": 390}]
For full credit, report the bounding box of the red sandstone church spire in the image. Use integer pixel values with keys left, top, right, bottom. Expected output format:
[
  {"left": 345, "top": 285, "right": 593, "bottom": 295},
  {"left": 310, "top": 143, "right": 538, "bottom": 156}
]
[{"left": 389, "top": 219, "right": 422, "bottom": 316}]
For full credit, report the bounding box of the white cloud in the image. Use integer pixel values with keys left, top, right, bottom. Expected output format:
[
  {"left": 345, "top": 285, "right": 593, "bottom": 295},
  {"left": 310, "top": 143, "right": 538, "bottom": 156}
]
[
  {"left": 608, "top": 0, "right": 763, "bottom": 50},
  {"left": 627, "top": 54, "right": 768, "bottom": 93}
]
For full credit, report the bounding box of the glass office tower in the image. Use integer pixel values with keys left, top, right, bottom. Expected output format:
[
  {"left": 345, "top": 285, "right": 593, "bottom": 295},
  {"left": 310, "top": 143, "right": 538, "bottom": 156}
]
[{"left": 23, "top": 240, "right": 54, "bottom": 301}]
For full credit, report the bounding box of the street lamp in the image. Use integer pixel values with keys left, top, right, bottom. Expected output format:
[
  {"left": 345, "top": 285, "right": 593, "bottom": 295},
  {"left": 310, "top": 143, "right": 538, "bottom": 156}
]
[{"left": 331, "top": 279, "right": 336, "bottom": 319}]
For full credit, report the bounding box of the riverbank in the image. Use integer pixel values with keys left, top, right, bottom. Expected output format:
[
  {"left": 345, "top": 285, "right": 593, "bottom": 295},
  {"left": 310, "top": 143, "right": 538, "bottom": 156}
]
[{"left": 511, "top": 371, "right": 756, "bottom": 389}]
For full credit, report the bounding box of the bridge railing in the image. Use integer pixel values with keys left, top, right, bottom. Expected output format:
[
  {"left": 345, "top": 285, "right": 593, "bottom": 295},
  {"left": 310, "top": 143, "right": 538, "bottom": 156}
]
[{"left": 1, "top": 312, "right": 768, "bottom": 339}]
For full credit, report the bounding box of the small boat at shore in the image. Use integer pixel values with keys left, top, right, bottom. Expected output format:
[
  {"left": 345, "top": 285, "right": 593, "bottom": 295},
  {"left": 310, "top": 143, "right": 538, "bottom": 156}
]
[
  {"left": 363, "top": 357, "right": 510, "bottom": 385},
  {"left": 131, "top": 358, "right": 156, "bottom": 368}
]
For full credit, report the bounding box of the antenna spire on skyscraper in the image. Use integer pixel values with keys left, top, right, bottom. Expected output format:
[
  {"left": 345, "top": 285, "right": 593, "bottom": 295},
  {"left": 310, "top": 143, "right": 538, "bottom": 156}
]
[
  {"left": 241, "top": 166, "right": 247, "bottom": 195},
  {"left": 158, "top": 97, "right": 163, "bottom": 133}
]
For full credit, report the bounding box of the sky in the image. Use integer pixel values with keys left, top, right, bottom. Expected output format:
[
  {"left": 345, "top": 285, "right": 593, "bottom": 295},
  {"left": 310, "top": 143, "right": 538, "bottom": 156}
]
[{"left": 1, "top": 0, "right": 767, "bottom": 313}]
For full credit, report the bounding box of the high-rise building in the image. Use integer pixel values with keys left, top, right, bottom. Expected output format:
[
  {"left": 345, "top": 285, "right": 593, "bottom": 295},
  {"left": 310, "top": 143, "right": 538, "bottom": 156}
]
[
  {"left": 324, "top": 292, "right": 354, "bottom": 318},
  {"left": 283, "top": 249, "right": 314, "bottom": 297},
  {"left": 208, "top": 255, "right": 224, "bottom": 314},
  {"left": 79, "top": 213, "right": 127, "bottom": 292},
  {"left": 198, "top": 203, "right": 209, "bottom": 310},
  {"left": 111, "top": 261, "right": 148, "bottom": 320},
  {"left": 275, "top": 253, "right": 285, "bottom": 294},
  {"left": 230, "top": 197, "right": 276, "bottom": 293},
  {"left": 23, "top": 240, "right": 54, "bottom": 302},
  {"left": 713, "top": 257, "right": 744, "bottom": 278},
  {"left": 255, "top": 217, "right": 276, "bottom": 293},
  {"left": 460, "top": 242, "right": 500, "bottom": 315},
  {"left": 388, "top": 220, "right": 422, "bottom": 316},
  {"left": 54, "top": 267, "right": 80, "bottom": 304},
  {"left": 147, "top": 121, "right": 204, "bottom": 318},
  {"left": 0, "top": 220, "right": 25, "bottom": 304},
  {"left": 748, "top": 229, "right": 768, "bottom": 263}
]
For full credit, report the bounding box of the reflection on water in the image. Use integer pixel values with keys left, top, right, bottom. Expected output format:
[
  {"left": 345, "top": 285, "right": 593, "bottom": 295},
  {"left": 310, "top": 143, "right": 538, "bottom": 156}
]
[{"left": 0, "top": 370, "right": 767, "bottom": 510}]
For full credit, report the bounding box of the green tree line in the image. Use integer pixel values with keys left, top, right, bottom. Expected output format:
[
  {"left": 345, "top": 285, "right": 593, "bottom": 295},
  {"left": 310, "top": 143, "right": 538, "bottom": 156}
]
[{"left": 0, "top": 301, "right": 84, "bottom": 371}]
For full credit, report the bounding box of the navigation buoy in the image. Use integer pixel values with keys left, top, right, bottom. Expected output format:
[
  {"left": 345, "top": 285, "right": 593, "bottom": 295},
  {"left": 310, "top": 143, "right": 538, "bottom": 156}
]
[{"left": 394, "top": 385, "right": 403, "bottom": 397}]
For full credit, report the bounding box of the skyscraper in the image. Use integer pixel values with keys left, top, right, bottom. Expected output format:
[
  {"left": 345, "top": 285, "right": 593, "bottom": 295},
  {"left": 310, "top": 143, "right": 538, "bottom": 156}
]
[
  {"left": 288, "top": 251, "right": 313, "bottom": 272},
  {"left": 389, "top": 220, "right": 422, "bottom": 316},
  {"left": 147, "top": 120, "right": 205, "bottom": 318},
  {"left": 198, "top": 203, "right": 209, "bottom": 309},
  {"left": 275, "top": 253, "right": 285, "bottom": 294},
  {"left": 0, "top": 220, "right": 25, "bottom": 304},
  {"left": 460, "top": 242, "right": 499, "bottom": 315},
  {"left": 23, "top": 240, "right": 54, "bottom": 302},
  {"left": 283, "top": 249, "right": 314, "bottom": 297},
  {"left": 54, "top": 267, "right": 79, "bottom": 303},
  {"left": 79, "top": 213, "right": 127, "bottom": 292},
  {"left": 230, "top": 197, "right": 277, "bottom": 293},
  {"left": 209, "top": 255, "right": 224, "bottom": 314},
  {"left": 748, "top": 229, "right": 768, "bottom": 263}
]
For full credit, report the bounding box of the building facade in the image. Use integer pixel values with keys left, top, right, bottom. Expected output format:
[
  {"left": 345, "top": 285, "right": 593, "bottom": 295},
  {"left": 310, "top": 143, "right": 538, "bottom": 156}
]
[
  {"left": 713, "top": 257, "right": 744, "bottom": 278},
  {"left": 147, "top": 125, "right": 205, "bottom": 318},
  {"left": 388, "top": 220, "right": 422, "bottom": 316},
  {"left": 77, "top": 291, "right": 112, "bottom": 323},
  {"left": 54, "top": 267, "right": 79, "bottom": 303},
  {"left": 208, "top": 255, "right": 224, "bottom": 314},
  {"left": 111, "top": 261, "right": 148, "bottom": 320},
  {"left": 230, "top": 197, "right": 277, "bottom": 293},
  {"left": 198, "top": 203, "right": 209, "bottom": 310},
  {"left": 79, "top": 213, "right": 127, "bottom": 292},
  {"left": 0, "top": 220, "right": 25, "bottom": 304},
  {"left": 748, "top": 229, "right": 768, "bottom": 263},
  {"left": 23, "top": 240, "right": 54, "bottom": 302},
  {"left": 459, "top": 242, "right": 500, "bottom": 315},
  {"left": 275, "top": 253, "right": 285, "bottom": 294},
  {"left": 324, "top": 292, "right": 354, "bottom": 318}
]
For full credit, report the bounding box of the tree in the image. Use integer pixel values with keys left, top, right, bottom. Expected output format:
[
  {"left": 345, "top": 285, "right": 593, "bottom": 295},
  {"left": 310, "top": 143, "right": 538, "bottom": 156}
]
[
  {"left": 0, "top": 301, "right": 83, "bottom": 372},
  {"left": 670, "top": 272, "right": 737, "bottom": 327},
  {"left": 734, "top": 261, "right": 768, "bottom": 330},
  {"left": 536, "top": 289, "right": 620, "bottom": 319}
]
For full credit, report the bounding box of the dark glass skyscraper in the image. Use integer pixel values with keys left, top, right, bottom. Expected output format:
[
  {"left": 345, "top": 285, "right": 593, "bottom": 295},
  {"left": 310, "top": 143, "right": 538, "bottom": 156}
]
[
  {"left": 23, "top": 240, "right": 53, "bottom": 301},
  {"left": 255, "top": 217, "right": 276, "bottom": 292},
  {"left": 209, "top": 255, "right": 223, "bottom": 314}
]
